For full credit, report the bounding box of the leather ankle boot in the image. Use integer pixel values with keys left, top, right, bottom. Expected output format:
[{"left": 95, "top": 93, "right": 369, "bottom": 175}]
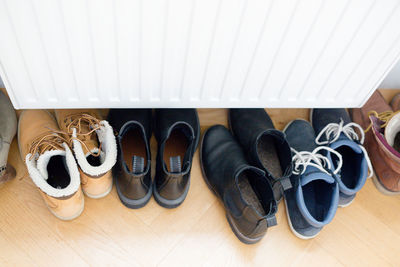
[
  {"left": 153, "top": 109, "right": 200, "bottom": 208},
  {"left": 108, "top": 109, "right": 153, "bottom": 209},
  {"left": 18, "top": 110, "right": 83, "bottom": 220},
  {"left": 229, "top": 109, "right": 293, "bottom": 202},
  {"left": 351, "top": 91, "right": 400, "bottom": 195},
  {"left": 200, "top": 125, "right": 277, "bottom": 244},
  {"left": 55, "top": 109, "right": 117, "bottom": 199}
]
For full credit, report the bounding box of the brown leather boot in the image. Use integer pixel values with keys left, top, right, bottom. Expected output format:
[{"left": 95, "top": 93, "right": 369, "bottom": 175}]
[
  {"left": 54, "top": 109, "right": 117, "bottom": 199},
  {"left": 18, "top": 110, "right": 84, "bottom": 220},
  {"left": 351, "top": 91, "right": 400, "bottom": 195}
]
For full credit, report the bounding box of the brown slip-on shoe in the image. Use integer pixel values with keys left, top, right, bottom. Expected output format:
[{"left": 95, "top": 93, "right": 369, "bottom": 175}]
[
  {"left": 54, "top": 109, "right": 117, "bottom": 199},
  {"left": 351, "top": 91, "right": 400, "bottom": 195},
  {"left": 18, "top": 110, "right": 84, "bottom": 220}
]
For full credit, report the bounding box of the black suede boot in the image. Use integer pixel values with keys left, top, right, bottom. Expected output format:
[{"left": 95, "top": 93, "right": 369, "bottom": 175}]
[
  {"left": 200, "top": 125, "right": 277, "bottom": 244},
  {"left": 229, "top": 108, "right": 293, "bottom": 202}
]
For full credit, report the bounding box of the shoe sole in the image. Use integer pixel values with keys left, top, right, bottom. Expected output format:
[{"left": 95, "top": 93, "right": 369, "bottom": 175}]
[
  {"left": 116, "top": 177, "right": 153, "bottom": 209},
  {"left": 46, "top": 195, "right": 85, "bottom": 221},
  {"left": 226, "top": 212, "right": 264, "bottom": 244},
  {"left": 152, "top": 180, "right": 190, "bottom": 209},
  {"left": 372, "top": 173, "right": 400, "bottom": 196},
  {"left": 199, "top": 127, "right": 263, "bottom": 244},
  {"left": 83, "top": 183, "right": 113, "bottom": 199},
  {"left": 283, "top": 196, "right": 320, "bottom": 240},
  {"left": 338, "top": 197, "right": 355, "bottom": 208},
  {"left": 152, "top": 110, "right": 201, "bottom": 209}
]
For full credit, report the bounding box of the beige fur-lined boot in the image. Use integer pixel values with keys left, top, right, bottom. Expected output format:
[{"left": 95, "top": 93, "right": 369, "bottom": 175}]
[
  {"left": 54, "top": 109, "right": 117, "bottom": 199},
  {"left": 18, "top": 110, "right": 84, "bottom": 220}
]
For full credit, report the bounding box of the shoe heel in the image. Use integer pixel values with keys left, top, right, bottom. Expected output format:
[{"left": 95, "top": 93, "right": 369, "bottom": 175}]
[
  {"left": 372, "top": 173, "right": 400, "bottom": 196},
  {"left": 226, "top": 212, "right": 264, "bottom": 244},
  {"left": 153, "top": 181, "right": 190, "bottom": 209},
  {"left": 115, "top": 177, "right": 152, "bottom": 209},
  {"left": 80, "top": 169, "right": 113, "bottom": 199},
  {"left": 41, "top": 188, "right": 85, "bottom": 221}
]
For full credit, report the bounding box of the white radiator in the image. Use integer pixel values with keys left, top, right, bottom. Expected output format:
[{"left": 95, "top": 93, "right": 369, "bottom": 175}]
[{"left": 1, "top": 0, "right": 400, "bottom": 109}]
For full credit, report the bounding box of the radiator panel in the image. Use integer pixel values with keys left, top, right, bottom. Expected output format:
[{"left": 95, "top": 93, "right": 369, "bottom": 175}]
[{"left": 1, "top": 0, "right": 400, "bottom": 108}]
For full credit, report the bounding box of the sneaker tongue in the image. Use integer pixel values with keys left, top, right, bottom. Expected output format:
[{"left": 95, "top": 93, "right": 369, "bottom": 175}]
[
  {"left": 296, "top": 168, "right": 339, "bottom": 227},
  {"left": 132, "top": 155, "right": 145, "bottom": 174},
  {"left": 334, "top": 133, "right": 361, "bottom": 147},
  {"left": 300, "top": 166, "right": 335, "bottom": 186},
  {"left": 169, "top": 156, "right": 182, "bottom": 173},
  {"left": 327, "top": 134, "right": 368, "bottom": 194}
]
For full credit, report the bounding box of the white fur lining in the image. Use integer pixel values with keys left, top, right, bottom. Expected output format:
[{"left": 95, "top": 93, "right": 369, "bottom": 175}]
[
  {"left": 37, "top": 150, "right": 65, "bottom": 179},
  {"left": 72, "top": 120, "right": 117, "bottom": 176},
  {"left": 25, "top": 143, "right": 81, "bottom": 198}
]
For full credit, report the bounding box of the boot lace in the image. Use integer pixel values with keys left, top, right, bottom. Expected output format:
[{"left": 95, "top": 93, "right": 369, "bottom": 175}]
[
  {"left": 315, "top": 119, "right": 373, "bottom": 178},
  {"left": 63, "top": 113, "right": 103, "bottom": 157},
  {"left": 364, "top": 110, "right": 400, "bottom": 133},
  {"left": 28, "top": 131, "right": 69, "bottom": 160},
  {"left": 292, "top": 146, "right": 343, "bottom": 175}
]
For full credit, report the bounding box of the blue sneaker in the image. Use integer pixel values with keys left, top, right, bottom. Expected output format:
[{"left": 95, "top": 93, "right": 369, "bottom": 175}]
[
  {"left": 283, "top": 120, "right": 339, "bottom": 239},
  {"left": 311, "top": 108, "right": 372, "bottom": 207}
]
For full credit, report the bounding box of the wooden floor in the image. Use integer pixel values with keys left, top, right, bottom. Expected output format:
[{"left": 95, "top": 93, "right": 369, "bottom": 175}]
[{"left": 1, "top": 90, "right": 400, "bottom": 266}]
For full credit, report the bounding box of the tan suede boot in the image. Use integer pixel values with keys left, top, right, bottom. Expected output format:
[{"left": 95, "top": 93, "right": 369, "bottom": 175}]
[
  {"left": 18, "top": 110, "right": 84, "bottom": 220},
  {"left": 54, "top": 109, "right": 116, "bottom": 199}
]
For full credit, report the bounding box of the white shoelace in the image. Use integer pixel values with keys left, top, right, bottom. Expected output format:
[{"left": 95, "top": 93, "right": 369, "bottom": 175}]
[
  {"left": 315, "top": 119, "right": 373, "bottom": 178},
  {"left": 292, "top": 146, "right": 343, "bottom": 175}
]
